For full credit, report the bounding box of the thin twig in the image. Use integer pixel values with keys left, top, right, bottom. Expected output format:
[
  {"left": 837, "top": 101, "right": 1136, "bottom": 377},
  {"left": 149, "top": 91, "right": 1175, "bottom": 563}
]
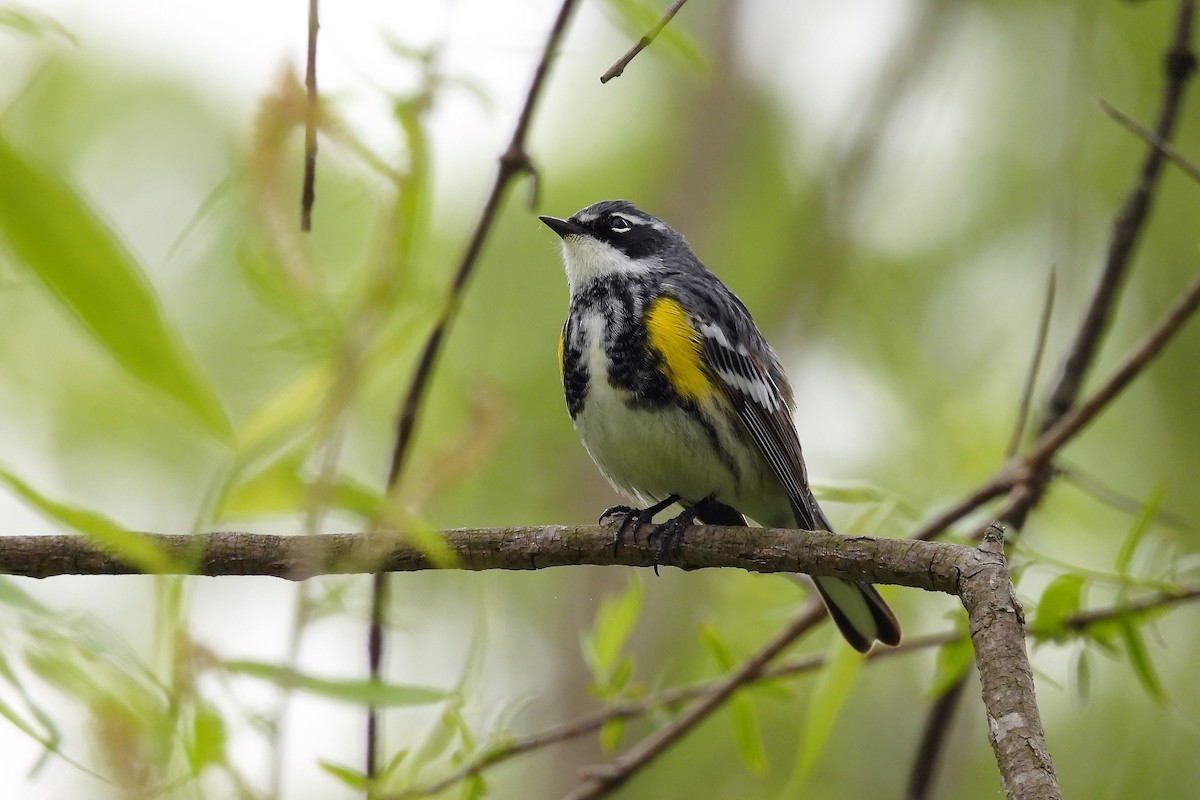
[
  {"left": 300, "top": 0, "right": 319, "bottom": 231},
  {"left": 396, "top": 578, "right": 1200, "bottom": 799},
  {"left": 906, "top": 5, "right": 1195, "bottom": 785},
  {"left": 1099, "top": 98, "right": 1200, "bottom": 184},
  {"left": 561, "top": 604, "right": 827, "bottom": 800},
  {"left": 906, "top": 679, "right": 968, "bottom": 800},
  {"left": 1042, "top": 0, "right": 1196, "bottom": 426},
  {"left": 600, "top": 0, "right": 691, "bottom": 83},
  {"left": 391, "top": 633, "right": 952, "bottom": 800},
  {"left": 1006, "top": 268, "right": 1057, "bottom": 458},
  {"left": 365, "top": 0, "right": 582, "bottom": 782},
  {"left": 1056, "top": 463, "right": 1196, "bottom": 532},
  {"left": 1026, "top": 268, "right": 1200, "bottom": 470}
]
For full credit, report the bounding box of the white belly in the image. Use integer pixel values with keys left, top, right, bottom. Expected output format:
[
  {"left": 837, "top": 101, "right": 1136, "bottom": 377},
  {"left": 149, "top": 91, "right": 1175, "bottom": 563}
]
[
  {"left": 571, "top": 333, "right": 791, "bottom": 527},
  {"left": 574, "top": 384, "right": 737, "bottom": 506}
]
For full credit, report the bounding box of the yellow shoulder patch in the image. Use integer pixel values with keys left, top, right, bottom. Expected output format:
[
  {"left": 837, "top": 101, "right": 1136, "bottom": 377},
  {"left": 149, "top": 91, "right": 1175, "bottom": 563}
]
[
  {"left": 644, "top": 295, "right": 712, "bottom": 401},
  {"left": 558, "top": 324, "right": 566, "bottom": 380}
]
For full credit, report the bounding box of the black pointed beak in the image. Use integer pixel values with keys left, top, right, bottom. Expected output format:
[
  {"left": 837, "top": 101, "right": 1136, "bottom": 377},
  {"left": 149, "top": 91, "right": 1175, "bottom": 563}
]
[{"left": 539, "top": 215, "right": 589, "bottom": 239}]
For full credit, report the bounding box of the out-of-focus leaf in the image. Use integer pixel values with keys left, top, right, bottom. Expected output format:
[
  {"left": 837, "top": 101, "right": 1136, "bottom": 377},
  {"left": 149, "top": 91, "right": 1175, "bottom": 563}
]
[
  {"left": 583, "top": 575, "right": 643, "bottom": 684},
  {"left": 220, "top": 448, "right": 384, "bottom": 520},
  {"left": 0, "top": 577, "right": 52, "bottom": 615},
  {"left": 1116, "top": 484, "right": 1165, "bottom": 575},
  {"left": 698, "top": 625, "right": 765, "bottom": 772},
  {"left": 1074, "top": 646, "right": 1091, "bottom": 705},
  {"left": 790, "top": 640, "right": 863, "bottom": 788},
  {"left": 0, "top": 6, "right": 77, "bottom": 43},
  {"left": 461, "top": 773, "right": 486, "bottom": 800},
  {"left": 928, "top": 634, "right": 974, "bottom": 698},
  {"left": 0, "top": 466, "right": 180, "bottom": 574},
  {"left": 223, "top": 661, "right": 446, "bottom": 707},
  {"left": 319, "top": 759, "right": 370, "bottom": 791},
  {"left": 814, "top": 482, "right": 922, "bottom": 521},
  {"left": 1030, "top": 574, "right": 1086, "bottom": 641},
  {"left": 235, "top": 366, "right": 333, "bottom": 463},
  {"left": 1117, "top": 616, "right": 1165, "bottom": 706},
  {"left": 188, "top": 704, "right": 226, "bottom": 774},
  {"left": 599, "top": 718, "right": 625, "bottom": 754},
  {"left": 730, "top": 691, "right": 767, "bottom": 775},
  {"left": 0, "top": 135, "right": 230, "bottom": 437}
]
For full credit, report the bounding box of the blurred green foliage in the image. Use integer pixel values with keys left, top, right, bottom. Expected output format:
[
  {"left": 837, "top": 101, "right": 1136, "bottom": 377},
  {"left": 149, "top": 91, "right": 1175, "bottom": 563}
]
[{"left": 0, "top": 0, "right": 1199, "bottom": 798}]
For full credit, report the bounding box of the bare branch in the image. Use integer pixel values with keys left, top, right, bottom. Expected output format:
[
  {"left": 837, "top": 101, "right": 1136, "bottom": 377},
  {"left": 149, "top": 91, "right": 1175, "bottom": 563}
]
[
  {"left": 1100, "top": 99, "right": 1200, "bottom": 184},
  {"left": 907, "top": 679, "right": 969, "bottom": 800},
  {"left": 300, "top": 0, "right": 319, "bottom": 231},
  {"left": 393, "top": 634, "right": 952, "bottom": 800},
  {"left": 1025, "top": 268, "right": 1200, "bottom": 470},
  {"left": 600, "top": 0, "right": 691, "bottom": 84},
  {"left": 563, "top": 604, "right": 826, "bottom": 800},
  {"left": 1042, "top": 0, "right": 1195, "bottom": 426},
  {"left": 908, "top": 6, "right": 1196, "bottom": 789},
  {"left": 1006, "top": 268, "right": 1057, "bottom": 458}
]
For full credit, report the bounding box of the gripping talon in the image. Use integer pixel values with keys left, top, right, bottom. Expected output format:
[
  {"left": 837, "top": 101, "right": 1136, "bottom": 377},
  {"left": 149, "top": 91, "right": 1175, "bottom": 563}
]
[{"left": 599, "top": 495, "right": 680, "bottom": 556}]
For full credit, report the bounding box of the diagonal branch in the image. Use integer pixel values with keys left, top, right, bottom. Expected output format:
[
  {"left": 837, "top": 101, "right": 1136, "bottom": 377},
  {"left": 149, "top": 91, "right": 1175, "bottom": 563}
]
[
  {"left": 1042, "top": 0, "right": 1196, "bottom": 427},
  {"left": 907, "top": 2, "right": 1196, "bottom": 788},
  {"left": 600, "top": 0, "right": 691, "bottom": 83}
]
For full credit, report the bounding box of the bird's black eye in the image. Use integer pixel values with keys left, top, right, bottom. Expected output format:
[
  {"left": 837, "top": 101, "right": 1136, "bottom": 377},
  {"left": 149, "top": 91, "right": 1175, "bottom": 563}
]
[{"left": 607, "top": 215, "right": 632, "bottom": 233}]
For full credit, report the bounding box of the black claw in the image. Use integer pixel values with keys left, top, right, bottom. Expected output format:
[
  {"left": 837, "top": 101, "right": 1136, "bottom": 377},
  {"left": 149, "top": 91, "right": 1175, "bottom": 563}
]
[
  {"left": 599, "top": 495, "right": 680, "bottom": 556},
  {"left": 647, "top": 499, "right": 708, "bottom": 576}
]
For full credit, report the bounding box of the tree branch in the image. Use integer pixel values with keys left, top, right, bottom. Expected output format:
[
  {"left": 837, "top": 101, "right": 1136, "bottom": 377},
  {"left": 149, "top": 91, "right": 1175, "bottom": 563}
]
[
  {"left": 1042, "top": 0, "right": 1195, "bottom": 427},
  {"left": 0, "top": 523, "right": 1058, "bottom": 798},
  {"left": 300, "top": 0, "right": 319, "bottom": 231},
  {"left": 599, "top": 0, "right": 691, "bottom": 84}
]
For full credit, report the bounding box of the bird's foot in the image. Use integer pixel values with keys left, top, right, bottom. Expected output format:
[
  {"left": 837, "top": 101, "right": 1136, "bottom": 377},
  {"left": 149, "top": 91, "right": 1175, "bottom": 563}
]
[
  {"left": 599, "top": 495, "right": 680, "bottom": 556},
  {"left": 646, "top": 495, "right": 715, "bottom": 575}
]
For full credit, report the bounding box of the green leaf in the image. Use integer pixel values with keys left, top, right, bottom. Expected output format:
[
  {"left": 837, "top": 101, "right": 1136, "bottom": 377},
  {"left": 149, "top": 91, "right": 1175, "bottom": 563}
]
[
  {"left": 599, "top": 718, "right": 625, "bottom": 754},
  {"left": 1030, "top": 574, "right": 1086, "bottom": 641},
  {"left": 698, "top": 623, "right": 765, "bottom": 770},
  {"left": 1117, "top": 616, "right": 1165, "bottom": 705},
  {"left": 0, "top": 465, "right": 181, "bottom": 574},
  {"left": 188, "top": 705, "right": 227, "bottom": 773},
  {"left": 1116, "top": 483, "right": 1166, "bottom": 575},
  {"left": 928, "top": 634, "right": 974, "bottom": 698},
  {"left": 318, "top": 760, "right": 371, "bottom": 791},
  {"left": 221, "top": 448, "right": 384, "bottom": 520},
  {"left": 0, "top": 6, "right": 77, "bottom": 43},
  {"left": 0, "top": 577, "right": 52, "bottom": 615},
  {"left": 730, "top": 692, "right": 767, "bottom": 774},
  {"left": 1074, "top": 647, "right": 1091, "bottom": 705},
  {"left": 223, "top": 661, "right": 446, "bottom": 707},
  {"left": 233, "top": 363, "right": 333, "bottom": 460},
  {"left": 583, "top": 575, "right": 643, "bottom": 684},
  {"left": 789, "top": 640, "right": 863, "bottom": 789},
  {"left": 461, "top": 773, "right": 487, "bottom": 800},
  {"left": 0, "top": 135, "right": 230, "bottom": 438}
]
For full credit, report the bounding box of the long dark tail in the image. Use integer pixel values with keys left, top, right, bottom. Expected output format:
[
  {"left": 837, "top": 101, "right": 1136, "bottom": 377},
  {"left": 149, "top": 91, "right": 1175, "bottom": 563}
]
[
  {"left": 694, "top": 495, "right": 901, "bottom": 653},
  {"left": 797, "top": 491, "right": 902, "bottom": 653}
]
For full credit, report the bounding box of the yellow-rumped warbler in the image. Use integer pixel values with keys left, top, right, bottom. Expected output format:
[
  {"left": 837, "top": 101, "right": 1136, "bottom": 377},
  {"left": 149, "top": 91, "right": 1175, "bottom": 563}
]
[{"left": 540, "top": 200, "right": 900, "bottom": 652}]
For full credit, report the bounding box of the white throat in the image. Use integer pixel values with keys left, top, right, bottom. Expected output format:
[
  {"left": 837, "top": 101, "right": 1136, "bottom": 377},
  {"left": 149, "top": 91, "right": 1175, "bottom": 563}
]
[{"left": 559, "top": 236, "right": 657, "bottom": 295}]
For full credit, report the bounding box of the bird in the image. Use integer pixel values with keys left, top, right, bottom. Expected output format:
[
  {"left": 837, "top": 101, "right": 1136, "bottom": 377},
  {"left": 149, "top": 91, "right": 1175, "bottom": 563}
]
[{"left": 540, "top": 199, "right": 900, "bottom": 652}]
